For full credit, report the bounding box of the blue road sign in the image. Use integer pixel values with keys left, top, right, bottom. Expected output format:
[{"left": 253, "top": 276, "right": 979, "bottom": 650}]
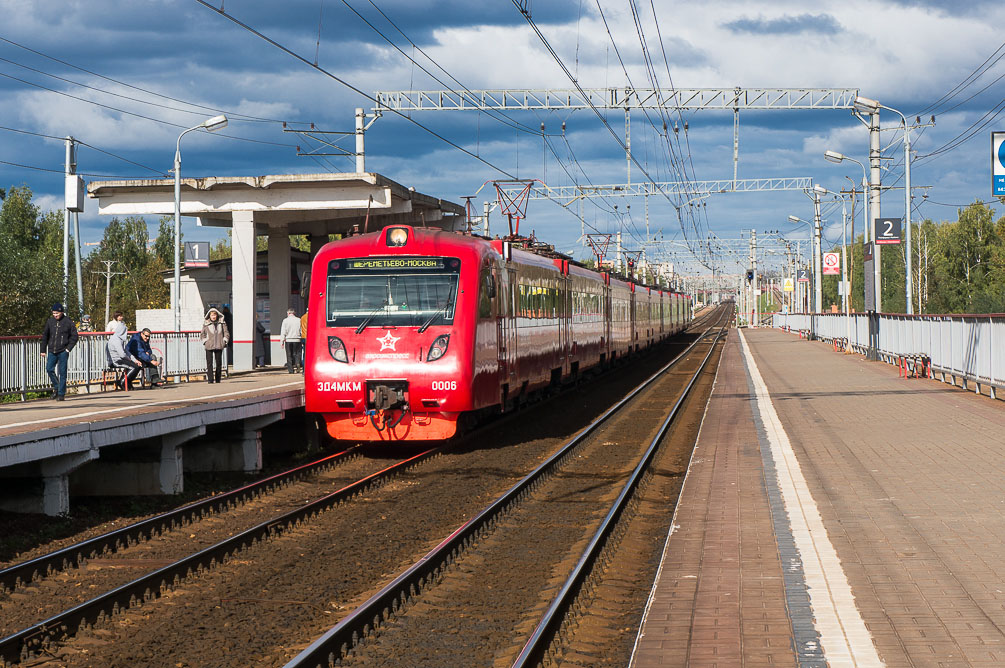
[{"left": 993, "top": 132, "right": 1005, "bottom": 197}]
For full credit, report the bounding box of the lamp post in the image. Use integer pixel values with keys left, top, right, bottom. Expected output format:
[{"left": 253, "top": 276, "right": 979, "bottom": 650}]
[
  {"left": 878, "top": 104, "right": 913, "bottom": 313},
  {"left": 787, "top": 214, "right": 813, "bottom": 315},
  {"left": 824, "top": 150, "right": 869, "bottom": 349},
  {"left": 174, "top": 115, "right": 228, "bottom": 332}
]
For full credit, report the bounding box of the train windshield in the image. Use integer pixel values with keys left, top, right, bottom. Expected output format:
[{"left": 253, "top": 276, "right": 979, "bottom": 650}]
[{"left": 326, "top": 256, "right": 460, "bottom": 328}]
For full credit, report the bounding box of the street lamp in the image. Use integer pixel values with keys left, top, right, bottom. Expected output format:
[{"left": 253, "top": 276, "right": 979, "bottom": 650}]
[
  {"left": 851, "top": 96, "right": 916, "bottom": 313},
  {"left": 174, "top": 114, "right": 227, "bottom": 332},
  {"left": 787, "top": 215, "right": 812, "bottom": 313},
  {"left": 828, "top": 148, "right": 868, "bottom": 317}
]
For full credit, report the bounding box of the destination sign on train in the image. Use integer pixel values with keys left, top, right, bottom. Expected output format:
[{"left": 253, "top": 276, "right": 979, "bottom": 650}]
[{"left": 347, "top": 258, "right": 444, "bottom": 270}]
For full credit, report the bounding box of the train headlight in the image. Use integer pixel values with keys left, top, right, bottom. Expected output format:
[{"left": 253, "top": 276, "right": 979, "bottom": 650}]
[
  {"left": 386, "top": 227, "right": 409, "bottom": 247},
  {"left": 426, "top": 334, "right": 450, "bottom": 362},
  {"left": 328, "top": 336, "right": 348, "bottom": 363}
]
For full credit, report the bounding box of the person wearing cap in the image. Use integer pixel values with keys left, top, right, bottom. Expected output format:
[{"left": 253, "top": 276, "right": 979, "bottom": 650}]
[
  {"left": 40, "top": 302, "right": 79, "bottom": 401},
  {"left": 78, "top": 314, "right": 94, "bottom": 332},
  {"left": 279, "top": 308, "right": 303, "bottom": 374}
]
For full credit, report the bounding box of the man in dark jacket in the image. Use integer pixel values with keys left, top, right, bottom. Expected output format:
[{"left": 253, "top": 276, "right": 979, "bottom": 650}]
[
  {"left": 40, "top": 302, "right": 78, "bottom": 400},
  {"left": 127, "top": 328, "right": 163, "bottom": 387}
]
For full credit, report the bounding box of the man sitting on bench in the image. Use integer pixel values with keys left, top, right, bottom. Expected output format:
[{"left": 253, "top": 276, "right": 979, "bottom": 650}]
[
  {"left": 106, "top": 321, "right": 141, "bottom": 389},
  {"left": 127, "top": 328, "right": 164, "bottom": 387}
]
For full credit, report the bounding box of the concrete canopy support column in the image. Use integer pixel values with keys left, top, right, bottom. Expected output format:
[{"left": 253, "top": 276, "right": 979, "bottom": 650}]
[
  {"left": 184, "top": 414, "right": 280, "bottom": 474},
  {"left": 38, "top": 451, "right": 98, "bottom": 516},
  {"left": 232, "top": 210, "right": 257, "bottom": 371},
  {"left": 268, "top": 231, "right": 291, "bottom": 367},
  {"left": 160, "top": 426, "right": 204, "bottom": 494},
  {"left": 71, "top": 426, "right": 205, "bottom": 499}
]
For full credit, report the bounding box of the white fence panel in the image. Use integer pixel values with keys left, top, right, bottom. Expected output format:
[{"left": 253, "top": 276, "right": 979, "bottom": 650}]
[
  {"left": 771, "top": 312, "right": 1005, "bottom": 389},
  {"left": 1, "top": 331, "right": 219, "bottom": 401}
]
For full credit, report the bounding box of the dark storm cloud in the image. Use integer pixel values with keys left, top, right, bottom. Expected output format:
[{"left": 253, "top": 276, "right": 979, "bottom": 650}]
[{"left": 722, "top": 13, "right": 842, "bottom": 36}]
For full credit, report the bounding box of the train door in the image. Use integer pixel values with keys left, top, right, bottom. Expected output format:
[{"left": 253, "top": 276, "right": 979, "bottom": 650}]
[
  {"left": 498, "top": 266, "right": 518, "bottom": 395},
  {"left": 603, "top": 276, "right": 612, "bottom": 363},
  {"left": 562, "top": 274, "right": 571, "bottom": 375}
]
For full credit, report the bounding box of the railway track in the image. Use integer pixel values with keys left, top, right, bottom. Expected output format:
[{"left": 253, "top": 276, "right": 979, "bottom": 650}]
[
  {"left": 0, "top": 308, "right": 726, "bottom": 667},
  {"left": 285, "top": 305, "right": 731, "bottom": 667},
  {"left": 0, "top": 447, "right": 443, "bottom": 663}
]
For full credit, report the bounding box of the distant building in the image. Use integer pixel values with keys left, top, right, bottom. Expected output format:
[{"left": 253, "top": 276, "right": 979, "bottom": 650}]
[{"left": 137, "top": 249, "right": 311, "bottom": 332}]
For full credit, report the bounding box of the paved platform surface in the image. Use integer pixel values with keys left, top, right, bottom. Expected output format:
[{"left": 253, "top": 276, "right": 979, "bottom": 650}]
[
  {"left": 0, "top": 370, "right": 304, "bottom": 441},
  {"left": 632, "top": 327, "right": 1005, "bottom": 667}
]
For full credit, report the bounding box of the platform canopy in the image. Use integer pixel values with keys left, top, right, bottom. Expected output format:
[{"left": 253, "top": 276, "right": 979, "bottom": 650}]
[
  {"left": 87, "top": 172, "right": 465, "bottom": 235},
  {"left": 87, "top": 172, "right": 466, "bottom": 372}
]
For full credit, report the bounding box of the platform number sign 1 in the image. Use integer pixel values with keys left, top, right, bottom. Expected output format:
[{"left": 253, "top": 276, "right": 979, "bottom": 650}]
[
  {"left": 993, "top": 132, "right": 1005, "bottom": 197},
  {"left": 184, "top": 241, "right": 210, "bottom": 268},
  {"left": 874, "top": 217, "right": 902, "bottom": 245}
]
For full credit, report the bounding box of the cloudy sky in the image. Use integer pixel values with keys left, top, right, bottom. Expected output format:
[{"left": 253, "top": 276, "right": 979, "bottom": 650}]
[{"left": 1, "top": 0, "right": 1003, "bottom": 274}]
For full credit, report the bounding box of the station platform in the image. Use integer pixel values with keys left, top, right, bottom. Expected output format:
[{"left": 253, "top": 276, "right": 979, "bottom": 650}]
[
  {"left": 632, "top": 327, "right": 1005, "bottom": 667},
  {"left": 0, "top": 370, "right": 305, "bottom": 516}
]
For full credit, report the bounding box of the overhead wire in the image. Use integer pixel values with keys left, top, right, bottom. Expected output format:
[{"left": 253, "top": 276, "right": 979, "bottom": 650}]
[
  {"left": 509, "top": 0, "right": 689, "bottom": 221},
  {"left": 0, "top": 123, "right": 170, "bottom": 176},
  {"left": 0, "top": 70, "right": 296, "bottom": 148},
  {"left": 352, "top": 0, "right": 617, "bottom": 233},
  {"left": 913, "top": 40, "right": 1005, "bottom": 117},
  {"left": 193, "top": 0, "right": 519, "bottom": 179},
  {"left": 0, "top": 34, "right": 295, "bottom": 123},
  {"left": 0, "top": 158, "right": 151, "bottom": 179}
]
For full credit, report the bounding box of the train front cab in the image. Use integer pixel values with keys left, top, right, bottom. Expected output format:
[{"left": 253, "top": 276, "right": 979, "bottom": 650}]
[{"left": 306, "top": 226, "right": 488, "bottom": 441}]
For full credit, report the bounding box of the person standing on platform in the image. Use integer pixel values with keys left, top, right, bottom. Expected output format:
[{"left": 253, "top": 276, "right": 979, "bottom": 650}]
[
  {"left": 40, "top": 302, "right": 78, "bottom": 401},
  {"left": 221, "top": 304, "right": 234, "bottom": 363},
  {"left": 254, "top": 315, "right": 266, "bottom": 368},
  {"left": 201, "top": 307, "right": 229, "bottom": 384},
  {"left": 105, "top": 311, "right": 124, "bottom": 334},
  {"left": 280, "top": 308, "right": 303, "bottom": 373},
  {"left": 300, "top": 307, "right": 309, "bottom": 365},
  {"left": 78, "top": 314, "right": 94, "bottom": 332}
]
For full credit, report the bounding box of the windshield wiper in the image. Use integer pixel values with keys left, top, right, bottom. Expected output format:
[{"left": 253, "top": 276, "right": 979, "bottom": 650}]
[
  {"left": 418, "top": 293, "right": 454, "bottom": 333},
  {"left": 356, "top": 301, "right": 388, "bottom": 334}
]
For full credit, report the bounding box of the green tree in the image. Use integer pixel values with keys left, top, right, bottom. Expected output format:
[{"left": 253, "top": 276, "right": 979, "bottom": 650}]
[
  {"left": 152, "top": 215, "right": 178, "bottom": 269},
  {"left": 0, "top": 185, "right": 76, "bottom": 335},
  {"left": 82, "top": 216, "right": 169, "bottom": 326}
]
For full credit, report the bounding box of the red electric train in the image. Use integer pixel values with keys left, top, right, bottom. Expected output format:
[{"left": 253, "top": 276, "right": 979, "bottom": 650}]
[{"left": 304, "top": 225, "right": 692, "bottom": 441}]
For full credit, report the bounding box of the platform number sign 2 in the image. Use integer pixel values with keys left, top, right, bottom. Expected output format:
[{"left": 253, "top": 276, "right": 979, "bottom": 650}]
[{"left": 874, "top": 218, "right": 902, "bottom": 245}]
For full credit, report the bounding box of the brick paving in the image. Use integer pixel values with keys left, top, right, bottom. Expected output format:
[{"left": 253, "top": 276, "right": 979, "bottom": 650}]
[
  {"left": 746, "top": 328, "right": 1005, "bottom": 667},
  {"left": 633, "top": 327, "right": 1005, "bottom": 667},
  {"left": 632, "top": 330, "right": 797, "bottom": 667}
]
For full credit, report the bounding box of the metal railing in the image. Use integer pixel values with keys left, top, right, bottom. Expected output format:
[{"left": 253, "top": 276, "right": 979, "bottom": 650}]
[
  {"left": 0, "top": 331, "right": 226, "bottom": 402},
  {"left": 771, "top": 312, "right": 1005, "bottom": 392}
]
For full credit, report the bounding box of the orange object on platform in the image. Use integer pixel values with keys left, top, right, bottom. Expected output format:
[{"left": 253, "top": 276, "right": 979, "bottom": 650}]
[{"left": 324, "top": 411, "right": 459, "bottom": 441}]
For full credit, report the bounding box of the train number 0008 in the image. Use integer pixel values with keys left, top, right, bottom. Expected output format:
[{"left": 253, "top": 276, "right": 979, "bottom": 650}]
[{"left": 430, "top": 380, "right": 457, "bottom": 391}]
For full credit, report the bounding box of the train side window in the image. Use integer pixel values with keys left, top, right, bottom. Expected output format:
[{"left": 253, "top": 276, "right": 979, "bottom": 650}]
[{"left": 478, "top": 268, "right": 493, "bottom": 318}]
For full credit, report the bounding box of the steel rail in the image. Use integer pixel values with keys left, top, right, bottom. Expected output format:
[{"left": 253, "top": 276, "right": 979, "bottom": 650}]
[
  {"left": 0, "top": 446, "right": 361, "bottom": 593},
  {"left": 0, "top": 446, "right": 440, "bottom": 664},
  {"left": 512, "top": 317, "right": 729, "bottom": 666},
  {"left": 282, "top": 304, "right": 731, "bottom": 668}
]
